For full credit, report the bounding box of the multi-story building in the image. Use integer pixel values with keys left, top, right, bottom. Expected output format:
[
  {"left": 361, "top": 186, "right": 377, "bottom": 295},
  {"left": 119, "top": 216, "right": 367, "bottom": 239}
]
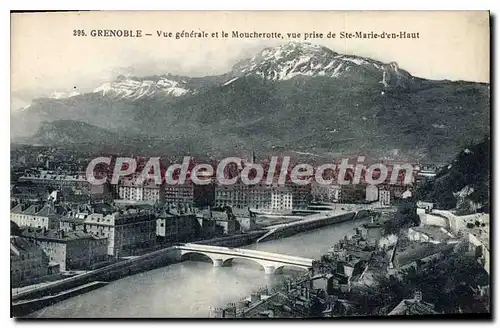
[
  {"left": 312, "top": 182, "right": 381, "bottom": 204},
  {"left": 289, "top": 183, "right": 312, "bottom": 209},
  {"left": 10, "top": 180, "right": 50, "bottom": 203},
  {"left": 144, "top": 183, "right": 163, "bottom": 202},
  {"left": 210, "top": 211, "right": 237, "bottom": 235},
  {"left": 119, "top": 179, "right": 164, "bottom": 202},
  {"left": 10, "top": 203, "right": 63, "bottom": 230},
  {"left": 339, "top": 184, "right": 366, "bottom": 203},
  {"left": 83, "top": 208, "right": 157, "bottom": 257},
  {"left": 59, "top": 217, "right": 86, "bottom": 232},
  {"left": 164, "top": 182, "right": 194, "bottom": 206},
  {"left": 379, "top": 190, "right": 391, "bottom": 206},
  {"left": 214, "top": 182, "right": 272, "bottom": 209},
  {"left": 156, "top": 210, "right": 198, "bottom": 242},
  {"left": 18, "top": 170, "right": 94, "bottom": 195},
  {"left": 365, "top": 184, "right": 379, "bottom": 202},
  {"left": 196, "top": 209, "right": 238, "bottom": 236},
  {"left": 311, "top": 182, "right": 342, "bottom": 203},
  {"left": 232, "top": 208, "right": 257, "bottom": 232},
  {"left": 196, "top": 215, "right": 220, "bottom": 239},
  {"left": 386, "top": 183, "right": 413, "bottom": 199},
  {"left": 271, "top": 187, "right": 293, "bottom": 211},
  {"left": 20, "top": 229, "right": 108, "bottom": 271},
  {"left": 10, "top": 236, "right": 50, "bottom": 286},
  {"left": 193, "top": 183, "right": 215, "bottom": 207},
  {"left": 215, "top": 181, "right": 311, "bottom": 210},
  {"left": 118, "top": 179, "right": 143, "bottom": 201}
]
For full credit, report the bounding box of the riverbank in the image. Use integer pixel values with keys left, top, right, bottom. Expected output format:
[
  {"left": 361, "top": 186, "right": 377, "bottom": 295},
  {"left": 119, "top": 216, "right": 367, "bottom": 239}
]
[
  {"left": 216, "top": 217, "right": 377, "bottom": 317},
  {"left": 257, "top": 210, "right": 370, "bottom": 243},
  {"left": 12, "top": 231, "right": 267, "bottom": 303},
  {"left": 12, "top": 282, "right": 108, "bottom": 317},
  {"left": 24, "top": 217, "right": 370, "bottom": 318},
  {"left": 13, "top": 211, "right": 369, "bottom": 317}
]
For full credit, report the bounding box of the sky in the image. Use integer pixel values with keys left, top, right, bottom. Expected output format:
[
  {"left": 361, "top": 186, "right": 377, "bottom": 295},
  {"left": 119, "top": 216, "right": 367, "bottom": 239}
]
[{"left": 11, "top": 11, "right": 490, "bottom": 110}]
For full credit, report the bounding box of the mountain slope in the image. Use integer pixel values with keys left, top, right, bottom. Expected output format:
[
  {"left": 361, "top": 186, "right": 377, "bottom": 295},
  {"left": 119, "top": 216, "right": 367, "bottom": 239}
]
[
  {"left": 28, "top": 120, "right": 122, "bottom": 146},
  {"left": 11, "top": 42, "right": 490, "bottom": 161},
  {"left": 417, "top": 137, "right": 490, "bottom": 211},
  {"left": 226, "top": 42, "right": 414, "bottom": 88}
]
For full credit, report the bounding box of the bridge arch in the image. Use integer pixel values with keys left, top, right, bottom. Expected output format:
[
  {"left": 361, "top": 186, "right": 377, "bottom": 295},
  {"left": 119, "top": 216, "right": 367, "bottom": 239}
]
[
  {"left": 176, "top": 244, "right": 314, "bottom": 274},
  {"left": 274, "top": 265, "right": 311, "bottom": 275},
  {"left": 180, "top": 251, "right": 217, "bottom": 265},
  {"left": 222, "top": 257, "right": 268, "bottom": 272}
]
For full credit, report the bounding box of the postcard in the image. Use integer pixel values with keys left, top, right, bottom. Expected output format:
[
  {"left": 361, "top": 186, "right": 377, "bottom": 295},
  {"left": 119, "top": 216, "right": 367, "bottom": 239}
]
[{"left": 10, "top": 11, "right": 490, "bottom": 319}]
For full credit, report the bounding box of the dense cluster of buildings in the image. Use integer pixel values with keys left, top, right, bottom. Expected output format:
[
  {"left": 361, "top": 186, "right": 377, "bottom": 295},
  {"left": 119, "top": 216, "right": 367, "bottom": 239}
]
[
  {"left": 214, "top": 182, "right": 311, "bottom": 211},
  {"left": 10, "top": 235, "right": 57, "bottom": 287},
  {"left": 215, "top": 197, "right": 490, "bottom": 317},
  {"left": 9, "top": 199, "right": 260, "bottom": 285},
  {"left": 19, "top": 229, "right": 108, "bottom": 271},
  {"left": 8, "top": 155, "right": 438, "bottom": 291}
]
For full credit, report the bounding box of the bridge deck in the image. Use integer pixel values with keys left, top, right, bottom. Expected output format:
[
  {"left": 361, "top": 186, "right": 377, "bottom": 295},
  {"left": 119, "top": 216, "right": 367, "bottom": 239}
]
[{"left": 177, "top": 243, "right": 314, "bottom": 267}]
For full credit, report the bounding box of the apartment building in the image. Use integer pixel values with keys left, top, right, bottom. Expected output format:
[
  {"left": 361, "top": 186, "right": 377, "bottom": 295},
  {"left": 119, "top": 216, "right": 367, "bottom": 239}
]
[
  {"left": 83, "top": 208, "right": 157, "bottom": 257},
  {"left": 20, "top": 229, "right": 108, "bottom": 271},
  {"left": 10, "top": 203, "right": 63, "bottom": 230}
]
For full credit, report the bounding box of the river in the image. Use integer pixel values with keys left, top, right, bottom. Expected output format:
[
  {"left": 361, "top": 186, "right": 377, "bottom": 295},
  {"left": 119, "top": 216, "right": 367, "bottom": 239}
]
[{"left": 28, "top": 218, "right": 368, "bottom": 318}]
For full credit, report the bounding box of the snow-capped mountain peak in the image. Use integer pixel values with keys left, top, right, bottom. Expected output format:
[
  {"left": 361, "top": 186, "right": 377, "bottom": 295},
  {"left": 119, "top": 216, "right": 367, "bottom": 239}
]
[
  {"left": 93, "top": 76, "right": 191, "bottom": 100},
  {"left": 48, "top": 90, "right": 81, "bottom": 99},
  {"left": 224, "top": 41, "right": 413, "bottom": 86}
]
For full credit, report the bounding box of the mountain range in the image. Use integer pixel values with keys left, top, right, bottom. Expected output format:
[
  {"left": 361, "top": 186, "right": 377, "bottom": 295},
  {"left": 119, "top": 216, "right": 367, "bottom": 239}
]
[{"left": 11, "top": 42, "right": 490, "bottom": 162}]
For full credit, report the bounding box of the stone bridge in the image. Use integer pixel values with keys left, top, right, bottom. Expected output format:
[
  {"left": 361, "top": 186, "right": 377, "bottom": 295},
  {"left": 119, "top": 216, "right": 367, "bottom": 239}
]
[{"left": 173, "top": 243, "right": 315, "bottom": 275}]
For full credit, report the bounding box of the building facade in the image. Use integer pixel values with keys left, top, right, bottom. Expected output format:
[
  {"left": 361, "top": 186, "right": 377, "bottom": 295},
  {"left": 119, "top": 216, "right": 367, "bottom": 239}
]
[
  {"left": 119, "top": 180, "right": 164, "bottom": 203},
  {"left": 156, "top": 211, "right": 198, "bottom": 242},
  {"left": 290, "top": 183, "right": 312, "bottom": 209},
  {"left": 10, "top": 236, "right": 50, "bottom": 286},
  {"left": 164, "top": 182, "right": 194, "bottom": 206},
  {"left": 339, "top": 184, "right": 366, "bottom": 203},
  {"left": 365, "top": 185, "right": 379, "bottom": 202},
  {"left": 215, "top": 182, "right": 311, "bottom": 210},
  {"left": 10, "top": 203, "right": 62, "bottom": 230},
  {"left": 214, "top": 182, "right": 271, "bottom": 209},
  {"left": 379, "top": 190, "right": 391, "bottom": 206},
  {"left": 20, "top": 229, "right": 108, "bottom": 271},
  {"left": 271, "top": 188, "right": 293, "bottom": 211},
  {"left": 19, "top": 170, "right": 94, "bottom": 195},
  {"left": 311, "top": 183, "right": 342, "bottom": 203},
  {"left": 83, "top": 208, "right": 157, "bottom": 257}
]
